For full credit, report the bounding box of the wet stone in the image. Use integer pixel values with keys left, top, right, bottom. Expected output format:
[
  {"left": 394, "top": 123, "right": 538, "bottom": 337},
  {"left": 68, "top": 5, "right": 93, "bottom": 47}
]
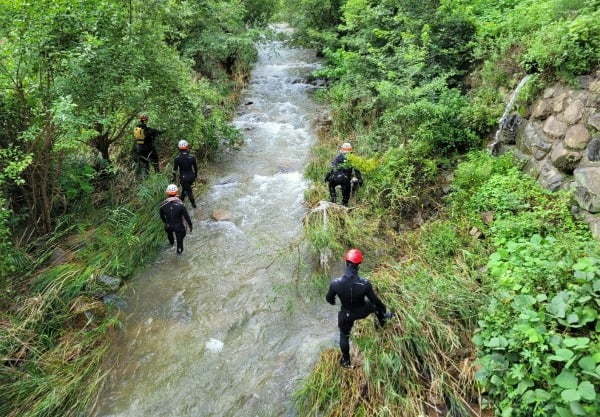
[
  {"left": 532, "top": 99, "right": 552, "bottom": 119},
  {"left": 516, "top": 121, "right": 553, "bottom": 160},
  {"left": 588, "top": 138, "right": 600, "bottom": 162},
  {"left": 538, "top": 159, "right": 566, "bottom": 191},
  {"left": 102, "top": 294, "right": 127, "bottom": 310},
  {"left": 551, "top": 142, "right": 582, "bottom": 173},
  {"left": 543, "top": 116, "right": 567, "bottom": 138},
  {"left": 565, "top": 124, "right": 591, "bottom": 150},
  {"left": 563, "top": 99, "right": 585, "bottom": 124},
  {"left": 211, "top": 209, "right": 232, "bottom": 221},
  {"left": 98, "top": 274, "right": 122, "bottom": 291},
  {"left": 574, "top": 167, "right": 600, "bottom": 213},
  {"left": 553, "top": 92, "right": 569, "bottom": 113},
  {"left": 588, "top": 113, "right": 600, "bottom": 131}
]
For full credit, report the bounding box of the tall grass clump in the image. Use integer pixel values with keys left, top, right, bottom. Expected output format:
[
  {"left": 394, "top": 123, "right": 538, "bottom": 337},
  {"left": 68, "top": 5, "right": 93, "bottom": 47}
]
[{"left": 0, "top": 173, "right": 168, "bottom": 416}]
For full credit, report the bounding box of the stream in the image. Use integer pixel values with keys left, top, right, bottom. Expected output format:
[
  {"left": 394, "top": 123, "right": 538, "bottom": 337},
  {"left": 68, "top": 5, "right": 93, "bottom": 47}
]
[{"left": 95, "top": 25, "right": 333, "bottom": 417}]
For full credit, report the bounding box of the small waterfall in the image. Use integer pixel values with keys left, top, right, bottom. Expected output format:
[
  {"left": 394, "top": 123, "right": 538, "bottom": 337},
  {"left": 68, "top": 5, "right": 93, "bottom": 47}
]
[{"left": 490, "top": 74, "right": 532, "bottom": 154}]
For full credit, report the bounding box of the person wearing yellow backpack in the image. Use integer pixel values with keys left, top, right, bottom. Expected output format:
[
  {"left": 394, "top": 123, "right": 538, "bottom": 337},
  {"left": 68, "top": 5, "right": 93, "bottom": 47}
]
[{"left": 134, "top": 115, "right": 163, "bottom": 175}]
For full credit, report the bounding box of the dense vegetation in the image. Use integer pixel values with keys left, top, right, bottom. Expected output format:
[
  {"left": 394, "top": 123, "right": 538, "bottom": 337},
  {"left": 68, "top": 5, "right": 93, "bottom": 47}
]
[
  {"left": 290, "top": 0, "right": 600, "bottom": 416},
  {"left": 0, "top": 1, "right": 275, "bottom": 415}
]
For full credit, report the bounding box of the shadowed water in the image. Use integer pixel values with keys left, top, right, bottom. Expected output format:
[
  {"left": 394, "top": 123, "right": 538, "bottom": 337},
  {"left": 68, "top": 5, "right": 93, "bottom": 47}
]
[{"left": 95, "top": 26, "right": 334, "bottom": 417}]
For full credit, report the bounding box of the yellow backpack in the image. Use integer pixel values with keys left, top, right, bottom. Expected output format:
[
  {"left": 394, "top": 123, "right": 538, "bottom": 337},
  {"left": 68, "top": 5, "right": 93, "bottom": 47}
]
[{"left": 133, "top": 127, "right": 145, "bottom": 144}]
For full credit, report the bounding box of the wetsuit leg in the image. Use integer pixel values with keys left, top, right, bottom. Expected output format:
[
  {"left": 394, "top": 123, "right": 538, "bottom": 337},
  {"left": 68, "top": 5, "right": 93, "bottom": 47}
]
[
  {"left": 341, "top": 180, "right": 351, "bottom": 206},
  {"left": 136, "top": 146, "right": 150, "bottom": 176},
  {"left": 328, "top": 180, "right": 337, "bottom": 203},
  {"left": 175, "top": 230, "right": 186, "bottom": 254},
  {"left": 181, "top": 180, "right": 196, "bottom": 208},
  {"left": 338, "top": 311, "right": 355, "bottom": 365},
  {"left": 166, "top": 228, "right": 175, "bottom": 247},
  {"left": 149, "top": 148, "right": 160, "bottom": 172}
]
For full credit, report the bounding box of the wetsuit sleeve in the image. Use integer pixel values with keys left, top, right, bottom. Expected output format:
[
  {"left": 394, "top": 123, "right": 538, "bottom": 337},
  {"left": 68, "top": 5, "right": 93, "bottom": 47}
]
[
  {"left": 325, "top": 283, "right": 336, "bottom": 305},
  {"left": 192, "top": 156, "right": 198, "bottom": 177},
  {"left": 182, "top": 206, "right": 193, "bottom": 231},
  {"left": 365, "top": 281, "right": 386, "bottom": 313},
  {"left": 159, "top": 206, "right": 167, "bottom": 225},
  {"left": 172, "top": 158, "right": 179, "bottom": 182}
]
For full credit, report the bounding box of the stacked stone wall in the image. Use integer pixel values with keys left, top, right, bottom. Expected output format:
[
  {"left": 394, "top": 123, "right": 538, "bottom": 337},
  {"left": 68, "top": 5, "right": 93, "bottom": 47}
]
[{"left": 495, "top": 71, "right": 600, "bottom": 238}]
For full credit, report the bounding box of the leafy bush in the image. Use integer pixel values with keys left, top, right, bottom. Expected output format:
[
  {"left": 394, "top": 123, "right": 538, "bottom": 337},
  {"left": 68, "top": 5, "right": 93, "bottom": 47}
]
[{"left": 475, "top": 235, "right": 600, "bottom": 417}]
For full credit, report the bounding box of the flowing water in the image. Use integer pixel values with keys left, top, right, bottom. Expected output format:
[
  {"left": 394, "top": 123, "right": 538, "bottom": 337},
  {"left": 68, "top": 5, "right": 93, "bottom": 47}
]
[
  {"left": 493, "top": 74, "right": 532, "bottom": 144},
  {"left": 95, "top": 26, "right": 334, "bottom": 417}
]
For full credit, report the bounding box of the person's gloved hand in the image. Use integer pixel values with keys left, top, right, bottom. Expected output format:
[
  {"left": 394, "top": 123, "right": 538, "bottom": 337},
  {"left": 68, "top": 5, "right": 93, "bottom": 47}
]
[{"left": 351, "top": 177, "right": 359, "bottom": 184}]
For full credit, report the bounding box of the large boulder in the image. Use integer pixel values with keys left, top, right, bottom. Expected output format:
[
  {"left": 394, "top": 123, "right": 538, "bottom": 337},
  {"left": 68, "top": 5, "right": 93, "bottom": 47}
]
[
  {"left": 538, "top": 159, "right": 566, "bottom": 191},
  {"left": 588, "top": 138, "right": 600, "bottom": 162},
  {"left": 523, "top": 158, "right": 541, "bottom": 179},
  {"left": 550, "top": 142, "right": 582, "bottom": 173},
  {"left": 564, "top": 124, "right": 591, "bottom": 150},
  {"left": 531, "top": 99, "right": 552, "bottom": 119},
  {"left": 543, "top": 116, "right": 567, "bottom": 138},
  {"left": 573, "top": 167, "right": 600, "bottom": 213},
  {"left": 588, "top": 113, "right": 600, "bottom": 131},
  {"left": 553, "top": 92, "right": 569, "bottom": 113},
  {"left": 516, "top": 121, "right": 553, "bottom": 160},
  {"left": 562, "top": 99, "right": 585, "bottom": 124}
]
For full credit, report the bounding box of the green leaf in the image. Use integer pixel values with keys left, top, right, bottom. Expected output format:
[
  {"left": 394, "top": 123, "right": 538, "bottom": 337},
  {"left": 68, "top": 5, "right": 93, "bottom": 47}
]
[
  {"left": 578, "top": 381, "right": 596, "bottom": 401},
  {"left": 548, "top": 292, "right": 570, "bottom": 318},
  {"left": 561, "top": 389, "right": 581, "bottom": 402},
  {"left": 564, "top": 337, "right": 589, "bottom": 348},
  {"left": 578, "top": 356, "right": 597, "bottom": 372},
  {"left": 556, "top": 371, "right": 578, "bottom": 389},
  {"left": 556, "top": 406, "right": 574, "bottom": 417},
  {"left": 550, "top": 349, "right": 575, "bottom": 361}
]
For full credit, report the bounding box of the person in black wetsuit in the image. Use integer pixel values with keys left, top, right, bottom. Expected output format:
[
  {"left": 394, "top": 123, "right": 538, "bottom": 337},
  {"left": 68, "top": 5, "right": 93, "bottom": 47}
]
[
  {"left": 172, "top": 140, "right": 198, "bottom": 208},
  {"left": 324, "top": 142, "right": 363, "bottom": 206},
  {"left": 326, "top": 249, "right": 393, "bottom": 368},
  {"left": 134, "top": 115, "right": 163, "bottom": 175},
  {"left": 159, "top": 184, "right": 193, "bottom": 255}
]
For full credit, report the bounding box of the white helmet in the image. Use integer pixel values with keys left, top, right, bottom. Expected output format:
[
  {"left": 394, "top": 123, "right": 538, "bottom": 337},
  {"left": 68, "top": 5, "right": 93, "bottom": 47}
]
[
  {"left": 178, "top": 140, "right": 189, "bottom": 150},
  {"left": 340, "top": 142, "right": 352, "bottom": 153},
  {"left": 166, "top": 184, "right": 178, "bottom": 196}
]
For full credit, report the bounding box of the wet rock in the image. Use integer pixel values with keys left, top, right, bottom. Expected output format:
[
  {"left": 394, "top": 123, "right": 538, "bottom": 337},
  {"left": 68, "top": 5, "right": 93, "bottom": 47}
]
[
  {"left": 516, "top": 121, "right": 553, "bottom": 159},
  {"left": 563, "top": 99, "right": 585, "bottom": 124},
  {"left": 564, "top": 124, "right": 591, "bottom": 150},
  {"left": 102, "top": 294, "right": 127, "bottom": 310},
  {"left": 588, "top": 138, "right": 600, "bottom": 162},
  {"left": 538, "top": 160, "right": 566, "bottom": 191},
  {"left": 588, "top": 113, "right": 600, "bottom": 131},
  {"left": 211, "top": 209, "right": 232, "bottom": 221},
  {"left": 550, "top": 142, "right": 582, "bottom": 173},
  {"left": 531, "top": 99, "right": 552, "bottom": 119},
  {"left": 573, "top": 167, "right": 600, "bottom": 213},
  {"left": 543, "top": 115, "right": 567, "bottom": 138},
  {"left": 553, "top": 92, "right": 568, "bottom": 113},
  {"left": 543, "top": 87, "right": 556, "bottom": 99},
  {"left": 523, "top": 157, "right": 541, "bottom": 179},
  {"left": 581, "top": 212, "right": 600, "bottom": 240},
  {"left": 98, "top": 274, "right": 122, "bottom": 291}
]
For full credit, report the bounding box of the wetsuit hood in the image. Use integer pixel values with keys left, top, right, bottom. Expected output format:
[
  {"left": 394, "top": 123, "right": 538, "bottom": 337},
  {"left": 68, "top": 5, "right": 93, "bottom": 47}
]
[{"left": 343, "top": 263, "right": 359, "bottom": 280}]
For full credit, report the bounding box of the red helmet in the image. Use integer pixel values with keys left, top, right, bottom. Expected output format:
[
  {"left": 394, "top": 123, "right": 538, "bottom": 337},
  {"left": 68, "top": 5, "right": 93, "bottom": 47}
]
[{"left": 345, "top": 249, "right": 363, "bottom": 264}]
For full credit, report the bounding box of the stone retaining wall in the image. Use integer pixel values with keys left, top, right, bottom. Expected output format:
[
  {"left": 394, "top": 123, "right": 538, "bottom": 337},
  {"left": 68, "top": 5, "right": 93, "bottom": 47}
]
[{"left": 495, "top": 70, "right": 600, "bottom": 238}]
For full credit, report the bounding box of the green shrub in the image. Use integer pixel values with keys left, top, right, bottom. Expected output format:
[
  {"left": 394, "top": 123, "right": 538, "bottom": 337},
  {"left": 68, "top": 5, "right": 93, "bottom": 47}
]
[{"left": 475, "top": 235, "right": 600, "bottom": 417}]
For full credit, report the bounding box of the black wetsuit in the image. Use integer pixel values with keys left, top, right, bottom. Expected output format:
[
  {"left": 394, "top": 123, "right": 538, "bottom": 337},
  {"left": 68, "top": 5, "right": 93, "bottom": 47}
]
[
  {"left": 135, "top": 122, "right": 162, "bottom": 174},
  {"left": 324, "top": 153, "right": 363, "bottom": 206},
  {"left": 326, "top": 263, "right": 387, "bottom": 365},
  {"left": 172, "top": 151, "right": 198, "bottom": 208},
  {"left": 159, "top": 197, "right": 193, "bottom": 254}
]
